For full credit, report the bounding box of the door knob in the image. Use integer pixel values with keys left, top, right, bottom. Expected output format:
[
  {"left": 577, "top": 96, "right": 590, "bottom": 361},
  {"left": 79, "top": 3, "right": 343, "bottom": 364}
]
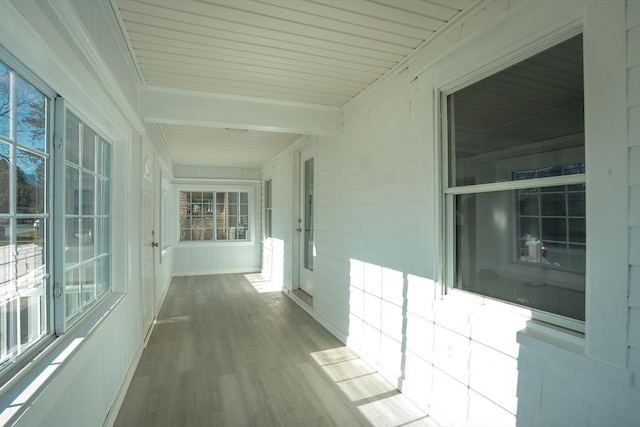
[
  {"left": 152, "top": 241, "right": 159, "bottom": 247},
  {"left": 296, "top": 228, "right": 302, "bottom": 232}
]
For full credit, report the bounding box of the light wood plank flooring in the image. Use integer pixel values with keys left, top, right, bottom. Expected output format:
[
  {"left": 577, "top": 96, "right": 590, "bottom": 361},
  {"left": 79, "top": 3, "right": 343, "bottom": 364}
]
[{"left": 114, "top": 274, "right": 437, "bottom": 427}]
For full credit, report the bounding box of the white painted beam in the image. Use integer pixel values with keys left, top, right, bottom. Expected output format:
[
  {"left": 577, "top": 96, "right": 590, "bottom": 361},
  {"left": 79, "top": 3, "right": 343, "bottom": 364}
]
[{"left": 139, "top": 85, "right": 343, "bottom": 135}]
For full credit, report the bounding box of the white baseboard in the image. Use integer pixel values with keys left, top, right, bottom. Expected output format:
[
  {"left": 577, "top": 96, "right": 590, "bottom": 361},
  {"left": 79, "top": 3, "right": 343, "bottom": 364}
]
[
  {"left": 173, "top": 268, "right": 261, "bottom": 276},
  {"left": 102, "top": 341, "right": 144, "bottom": 427}
]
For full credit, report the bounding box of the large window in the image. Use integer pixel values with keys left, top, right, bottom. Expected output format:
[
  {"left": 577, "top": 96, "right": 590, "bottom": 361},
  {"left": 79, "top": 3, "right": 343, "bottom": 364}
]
[
  {"left": 0, "top": 56, "right": 112, "bottom": 377},
  {"left": 444, "top": 34, "right": 585, "bottom": 327},
  {"left": 179, "top": 191, "right": 249, "bottom": 241},
  {"left": 0, "top": 59, "right": 50, "bottom": 371},
  {"left": 60, "top": 111, "right": 111, "bottom": 325}
]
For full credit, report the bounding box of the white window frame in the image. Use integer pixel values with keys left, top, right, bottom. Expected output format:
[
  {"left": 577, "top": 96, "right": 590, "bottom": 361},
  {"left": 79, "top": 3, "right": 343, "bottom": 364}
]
[
  {"left": 430, "top": 1, "right": 629, "bottom": 367},
  {"left": 176, "top": 185, "right": 256, "bottom": 247},
  {"left": 53, "top": 101, "right": 113, "bottom": 334},
  {"left": 264, "top": 179, "right": 273, "bottom": 239}
]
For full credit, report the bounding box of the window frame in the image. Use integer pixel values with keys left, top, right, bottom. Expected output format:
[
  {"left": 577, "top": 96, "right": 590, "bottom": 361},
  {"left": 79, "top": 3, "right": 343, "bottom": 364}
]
[
  {"left": 439, "top": 29, "right": 587, "bottom": 333},
  {"left": 0, "top": 55, "right": 56, "bottom": 379},
  {"left": 176, "top": 185, "right": 255, "bottom": 246},
  {"left": 53, "top": 100, "right": 113, "bottom": 334},
  {"left": 264, "top": 179, "right": 273, "bottom": 239}
]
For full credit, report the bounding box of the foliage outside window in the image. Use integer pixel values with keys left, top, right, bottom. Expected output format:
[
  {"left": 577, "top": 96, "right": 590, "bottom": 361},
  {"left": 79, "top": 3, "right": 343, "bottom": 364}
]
[
  {"left": 179, "top": 191, "right": 249, "bottom": 241},
  {"left": 445, "top": 35, "right": 586, "bottom": 326},
  {"left": 0, "top": 59, "right": 50, "bottom": 372}
]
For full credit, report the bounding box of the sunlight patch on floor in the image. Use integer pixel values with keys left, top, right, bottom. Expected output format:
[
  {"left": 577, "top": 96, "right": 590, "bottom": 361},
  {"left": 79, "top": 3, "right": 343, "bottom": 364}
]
[{"left": 244, "top": 273, "right": 281, "bottom": 293}]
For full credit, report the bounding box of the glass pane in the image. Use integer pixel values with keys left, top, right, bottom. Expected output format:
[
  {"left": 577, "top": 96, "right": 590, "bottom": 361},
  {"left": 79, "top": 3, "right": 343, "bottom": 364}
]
[
  {"left": 66, "top": 112, "right": 80, "bottom": 165},
  {"left": 15, "top": 75, "right": 46, "bottom": 151},
  {"left": 65, "top": 218, "right": 80, "bottom": 265},
  {"left": 65, "top": 268, "right": 80, "bottom": 320},
  {"left": 101, "top": 140, "right": 111, "bottom": 176},
  {"left": 304, "top": 158, "right": 314, "bottom": 271},
  {"left": 66, "top": 165, "right": 80, "bottom": 214},
  {"left": 96, "top": 256, "right": 109, "bottom": 296},
  {"left": 0, "top": 62, "right": 9, "bottom": 139},
  {"left": 568, "top": 192, "right": 586, "bottom": 217},
  {"left": 568, "top": 218, "right": 586, "bottom": 243},
  {"left": 0, "top": 141, "right": 11, "bottom": 213},
  {"left": 16, "top": 148, "right": 45, "bottom": 214},
  {"left": 82, "top": 127, "right": 96, "bottom": 171},
  {"left": 16, "top": 227, "right": 44, "bottom": 282},
  {"left": 518, "top": 217, "right": 539, "bottom": 240},
  {"left": 517, "top": 192, "right": 538, "bottom": 216},
  {"left": 95, "top": 218, "right": 110, "bottom": 256},
  {"left": 0, "top": 219, "right": 13, "bottom": 287},
  {"left": 81, "top": 262, "right": 96, "bottom": 305},
  {"left": 81, "top": 172, "right": 95, "bottom": 215},
  {"left": 454, "top": 190, "right": 585, "bottom": 321},
  {"left": 448, "top": 35, "right": 584, "bottom": 187},
  {"left": 80, "top": 218, "right": 95, "bottom": 261},
  {"left": 541, "top": 218, "right": 567, "bottom": 242},
  {"left": 540, "top": 193, "right": 566, "bottom": 217}
]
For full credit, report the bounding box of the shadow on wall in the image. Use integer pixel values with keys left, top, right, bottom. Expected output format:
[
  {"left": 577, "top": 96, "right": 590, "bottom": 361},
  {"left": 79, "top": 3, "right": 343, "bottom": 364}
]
[{"left": 347, "top": 258, "right": 535, "bottom": 427}]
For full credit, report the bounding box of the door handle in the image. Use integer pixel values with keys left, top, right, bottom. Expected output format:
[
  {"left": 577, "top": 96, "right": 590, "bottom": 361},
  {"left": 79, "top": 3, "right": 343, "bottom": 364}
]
[
  {"left": 152, "top": 241, "right": 159, "bottom": 247},
  {"left": 296, "top": 228, "right": 302, "bottom": 232}
]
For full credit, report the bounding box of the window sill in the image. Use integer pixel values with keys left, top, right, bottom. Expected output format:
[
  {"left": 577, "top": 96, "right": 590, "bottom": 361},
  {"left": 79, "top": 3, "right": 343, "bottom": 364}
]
[
  {"left": 516, "top": 320, "right": 632, "bottom": 387},
  {"left": 0, "top": 292, "right": 126, "bottom": 425}
]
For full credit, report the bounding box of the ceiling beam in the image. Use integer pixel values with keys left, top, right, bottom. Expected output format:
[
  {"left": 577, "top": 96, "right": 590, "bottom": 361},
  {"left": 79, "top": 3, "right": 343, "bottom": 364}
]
[{"left": 139, "top": 85, "right": 343, "bottom": 135}]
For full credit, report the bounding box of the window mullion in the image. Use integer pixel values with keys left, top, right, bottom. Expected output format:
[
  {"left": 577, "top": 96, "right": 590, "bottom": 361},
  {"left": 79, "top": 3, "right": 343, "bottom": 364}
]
[{"left": 53, "top": 97, "right": 66, "bottom": 334}]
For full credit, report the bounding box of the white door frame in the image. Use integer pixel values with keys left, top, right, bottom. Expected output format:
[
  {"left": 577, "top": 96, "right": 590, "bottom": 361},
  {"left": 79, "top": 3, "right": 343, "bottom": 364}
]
[
  {"left": 292, "top": 144, "right": 316, "bottom": 296},
  {"left": 140, "top": 137, "right": 157, "bottom": 340}
]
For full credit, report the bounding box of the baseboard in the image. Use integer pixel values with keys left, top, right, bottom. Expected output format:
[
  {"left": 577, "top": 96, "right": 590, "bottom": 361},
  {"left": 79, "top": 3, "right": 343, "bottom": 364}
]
[
  {"left": 173, "top": 268, "right": 261, "bottom": 276},
  {"left": 102, "top": 341, "right": 145, "bottom": 427}
]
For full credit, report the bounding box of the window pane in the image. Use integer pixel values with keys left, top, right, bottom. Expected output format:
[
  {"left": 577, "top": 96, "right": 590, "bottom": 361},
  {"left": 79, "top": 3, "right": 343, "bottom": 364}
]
[
  {"left": 96, "top": 256, "right": 109, "bottom": 297},
  {"left": 0, "top": 141, "right": 11, "bottom": 213},
  {"left": 454, "top": 191, "right": 585, "bottom": 321},
  {"left": 66, "top": 165, "right": 80, "bottom": 215},
  {"left": 0, "top": 63, "right": 9, "bottom": 139},
  {"left": 82, "top": 128, "right": 96, "bottom": 171},
  {"left": 568, "top": 218, "right": 586, "bottom": 243},
  {"left": 65, "top": 268, "right": 80, "bottom": 320},
  {"left": 65, "top": 218, "right": 80, "bottom": 265},
  {"left": 541, "top": 218, "right": 567, "bottom": 242},
  {"left": 66, "top": 112, "right": 81, "bottom": 166},
  {"left": 15, "top": 75, "right": 46, "bottom": 151},
  {"left": 517, "top": 193, "right": 538, "bottom": 216},
  {"left": 16, "top": 148, "right": 45, "bottom": 215},
  {"left": 448, "top": 35, "right": 584, "bottom": 187},
  {"left": 568, "top": 192, "right": 585, "bottom": 216},
  {"left": 81, "top": 172, "right": 94, "bottom": 215},
  {"left": 540, "top": 193, "right": 566, "bottom": 217}
]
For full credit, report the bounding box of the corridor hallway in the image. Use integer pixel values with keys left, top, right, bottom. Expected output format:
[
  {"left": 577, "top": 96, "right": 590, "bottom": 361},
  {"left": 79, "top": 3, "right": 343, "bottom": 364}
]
[{"left": 114, "top": 274, "right": 436, "bottom": 427}]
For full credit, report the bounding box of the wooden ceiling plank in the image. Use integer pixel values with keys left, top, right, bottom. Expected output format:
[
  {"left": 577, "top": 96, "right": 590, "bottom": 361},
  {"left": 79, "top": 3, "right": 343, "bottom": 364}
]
[
  {"left": 198, "top": 0, "right": 427, "bottom": 47},
  {"left": 120, "top": 14, "right": 403, "bottom": 66},
  {"left": 133, "top": 44, "right": 375, "bottom": 86},
  {"left": 139, "top": 62, "right": 368, "bottom": 93},
  {"left": 310, "top": 0, "right": 447, "bottom": 30},
  {"left": 119, "top": 0, "right": 416, "bottom": 55},
  {"left": 129, "top": 35, "right": 382, "bottom": 81},
  {"left": 370, "top": 0, "right": 460, "bottom": 21},
  {"left": 125, "top": 25, "right": 393, "bottom": 74}
]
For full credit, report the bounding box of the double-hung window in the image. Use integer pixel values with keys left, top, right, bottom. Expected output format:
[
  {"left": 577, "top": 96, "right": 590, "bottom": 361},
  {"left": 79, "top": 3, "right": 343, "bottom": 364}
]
[
  {"left": 179, "top": 191, "right": 250, "bottom": 241},
  {"left": 0, "top": 55, "right": 113, "bottom": 378},
  {"left": 443, "top": 34, "right": 585, "bottom": 330},
  {"left": 264, "top": 179, "right": 272, "bottom": 239}
]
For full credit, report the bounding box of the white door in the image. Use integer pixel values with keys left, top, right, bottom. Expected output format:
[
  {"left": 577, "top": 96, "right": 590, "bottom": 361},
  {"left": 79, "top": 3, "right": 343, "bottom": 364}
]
[
  {"left": 298, "top": 148, "right": 315, "bottom": 294},
  {"left": 141, "top": 139, "right": 156, "bottom": 338}
]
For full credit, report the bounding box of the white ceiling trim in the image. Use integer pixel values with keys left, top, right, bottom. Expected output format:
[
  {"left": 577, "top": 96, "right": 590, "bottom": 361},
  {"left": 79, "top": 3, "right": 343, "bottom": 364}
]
[{"left": 139, "top": 85, "right": 343, "bottom": 135}]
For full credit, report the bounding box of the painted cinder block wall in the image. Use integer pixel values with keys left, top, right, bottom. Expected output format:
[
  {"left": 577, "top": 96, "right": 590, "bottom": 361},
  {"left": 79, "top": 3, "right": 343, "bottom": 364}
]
[{"left": 263, "top": 1, "right": 640, "bottom": 426}]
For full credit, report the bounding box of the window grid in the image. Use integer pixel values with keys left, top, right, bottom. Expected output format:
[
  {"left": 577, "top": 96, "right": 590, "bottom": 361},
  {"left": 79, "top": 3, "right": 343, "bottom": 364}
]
[
  {"left": 61, "top": 110, "right": 111, "bottom": 326},
  {"left": 179, "top": 191, "right": 249, "bottom": 242},
  {"left": 0, "top": 59, "right": 50, "bottom": 372}
]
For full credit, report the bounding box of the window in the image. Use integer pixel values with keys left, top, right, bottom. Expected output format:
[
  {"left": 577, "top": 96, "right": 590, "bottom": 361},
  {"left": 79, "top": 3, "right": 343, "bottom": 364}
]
[
  {"left": 0, "top": 55, "right": 113, "bottom": 377},
  {"left": 444, "top": 34, "right": 585, "bottom": 327},
  {"left": 59, "top": 110, "right": 111, "bottom": 326},
  {"left": 0, "top": 59, "right": 50, "bottom": 371},
  {"left": 179, "top": 191, "right": 250, "bottom": 241},
  {"left": 264, "top": 179, "right": 272, "bottom": 238},
  {"left": 160, "top": 176, "right": 169, "bottom": 252}
]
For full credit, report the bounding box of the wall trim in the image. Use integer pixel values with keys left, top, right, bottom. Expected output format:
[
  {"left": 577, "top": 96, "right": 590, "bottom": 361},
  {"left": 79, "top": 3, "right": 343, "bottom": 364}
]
[
  {"left": 173, "top": 268, "right": 261, "bottom": 277},
  {"left": 46, "top": 0, "right": 146, "bottom": 135}
]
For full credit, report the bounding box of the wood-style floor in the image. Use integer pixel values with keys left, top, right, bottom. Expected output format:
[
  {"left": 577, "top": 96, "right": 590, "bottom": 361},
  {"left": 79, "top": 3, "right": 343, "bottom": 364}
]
[{"left": 114, "top": 274, "right": 437, "bottom": 427}]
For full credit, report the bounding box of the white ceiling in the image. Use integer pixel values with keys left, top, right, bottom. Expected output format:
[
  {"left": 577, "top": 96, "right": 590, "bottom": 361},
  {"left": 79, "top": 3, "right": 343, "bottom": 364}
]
[{"left": 113, "top": 0, "right": 476, "bottom": 167}]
